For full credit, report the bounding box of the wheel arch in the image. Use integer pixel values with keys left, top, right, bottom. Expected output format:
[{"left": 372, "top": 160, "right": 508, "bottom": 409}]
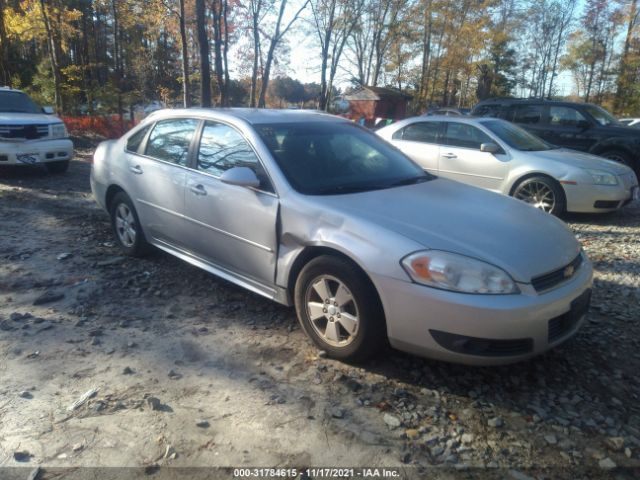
[
  {"left": 285, "top": 246, "right": 386, "bottom": 326},
  {"left": 508, "top": 171, "right": 566, "bottom": 201},
  {"left": 105, "top": 184, "right": 127, "bottom": 212}
]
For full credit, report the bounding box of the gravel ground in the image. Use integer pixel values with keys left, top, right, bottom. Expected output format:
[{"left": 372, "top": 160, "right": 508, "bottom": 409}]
[{"left": 0, "top": 145, "right": 639, "bottom": 479}]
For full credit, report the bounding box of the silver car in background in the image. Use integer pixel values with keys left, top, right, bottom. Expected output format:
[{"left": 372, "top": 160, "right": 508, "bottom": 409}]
[
  {"left": 377, "top": 116, "right": 639, "bottom": 216},
  {"left": 91, "top": 109, "right": 592, "bottom": 365}
]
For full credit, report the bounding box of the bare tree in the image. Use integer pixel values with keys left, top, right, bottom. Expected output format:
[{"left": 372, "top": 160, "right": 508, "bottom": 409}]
[
  {"left": 311, "top": 0, "right": 364, "bottom": 110},
  {"left": 0, "top": 0, "right": 10, "bottom": 86},
  {"left": 257, "top": 0, "right": 310, "bottom": 108},
  {"left": 162, "top": 0, "right": 191, "bottom": 107}
]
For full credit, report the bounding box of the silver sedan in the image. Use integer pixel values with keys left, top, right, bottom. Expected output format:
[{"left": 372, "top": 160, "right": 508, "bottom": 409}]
[
  {"left": 91, "top": 109, "right": 592, "bottom": 365},
  {"left": 377, "top": 116, "right": 639, "bottom": 215}
]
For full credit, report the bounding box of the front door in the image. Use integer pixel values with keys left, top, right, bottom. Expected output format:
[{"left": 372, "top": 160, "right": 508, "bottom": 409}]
[
  {"left": 437, "top": 122, "right": 508, "bottom": 192},
  {"left": 183, "top": 121, "right": 279, "bottom": 286},
  {"left": 543, "top": 105, "right": 597, "bottom": 152}
]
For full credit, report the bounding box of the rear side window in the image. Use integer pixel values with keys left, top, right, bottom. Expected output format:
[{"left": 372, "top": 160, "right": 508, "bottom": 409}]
[
  {"left": 472, "top": 104, "right": 502, "bottom": 117},
  {"left": 393, "top": 122, "right": 441, "bottom": 143},
  {"left": 126, "top": 125, "right": 151, "bottom": 153},
  {"left": 443, "top": 123, "right": 493, "bottom": 149},
  {"left": 145, "top": 118, "right": 199, "bottom": 166},
  {"left": 513, "top": 105, "right": 544, "bottom": 124}
]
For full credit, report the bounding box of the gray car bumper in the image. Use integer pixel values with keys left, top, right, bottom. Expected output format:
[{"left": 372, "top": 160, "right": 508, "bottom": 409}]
[{"left": 373, "top": 259, "right": 593, "bottom": 365}]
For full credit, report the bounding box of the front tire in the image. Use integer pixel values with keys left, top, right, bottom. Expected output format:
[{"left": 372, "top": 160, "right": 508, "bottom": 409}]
[
  {"left": 294, "top": 255, "right": 386, "bottom": 362},
  {"left": 109, "top": 192, "right": 150, "bottom": 257},
  {"left": 45, "top": 160, "right": 69, "bottom": 174},
  {"left": 512, "top": 176, "right": 566, "bottom": 216}
]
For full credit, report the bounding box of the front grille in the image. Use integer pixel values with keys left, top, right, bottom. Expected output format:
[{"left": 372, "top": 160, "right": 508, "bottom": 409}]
[
  {"left": 0, "top": 155, "right": 7, "bottom": 162},
  {"left": 430, "top": 330, "right": 533, "bottom": 357},
  {"left": 548, "top": 289, "right": 591, "bottom": 343},
  {"left": 531, "top": 253, "right": 583, "bottom": 293},
  {"left": 0, "top": 124, "right": 49, "bottom": 140}
]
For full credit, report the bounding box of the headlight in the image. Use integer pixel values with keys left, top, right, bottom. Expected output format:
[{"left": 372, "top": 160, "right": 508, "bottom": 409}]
[
  {"left": 50, "top": 123, "right": 68, "bottom": 139},
  {"left": 401, "top": 250, "right": 519, "bottom": 294},
  {"left": 583, "top": 168, "right": 618, "bottom": 185}
]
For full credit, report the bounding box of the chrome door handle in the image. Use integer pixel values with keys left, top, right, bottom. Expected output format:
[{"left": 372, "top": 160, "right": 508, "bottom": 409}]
[
  {"left": 442, "top": 153, "right": 457, "bottom": 159},
  {"left": 189, "top": 184, "right": 207, "bottom": 196},
  {"left": 129, "top": 165, "right": 143, "bottom": 174}
]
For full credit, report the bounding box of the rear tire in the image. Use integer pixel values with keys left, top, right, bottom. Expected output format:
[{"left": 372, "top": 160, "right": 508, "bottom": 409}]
[
  {"left": 109, "top": 192, "right": 150, "bottom": 257},
  {"left": 45, "top": 160, "right": 69, "bottom": 174},
  {"left": 512, "top": 175, "right": 566, "bottom": 217},
  {"left": 294, "top": 255, "right": 386, "bottom": 362}
]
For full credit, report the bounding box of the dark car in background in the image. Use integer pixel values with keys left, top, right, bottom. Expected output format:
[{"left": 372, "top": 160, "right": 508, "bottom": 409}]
[{"left": 472, "top": 99, "right": 640, "bottom": 176}]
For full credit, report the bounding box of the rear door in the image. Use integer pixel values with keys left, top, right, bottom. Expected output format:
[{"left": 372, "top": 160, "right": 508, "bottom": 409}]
[
  {"left": 183, "top": 120, "right": 279, "bottom": 286},
  {"left": 389, "top": 121, "right": 443, "bottom": 174},
  {"left": 125, "top": 118, "right": 199, "bottom": 246},
  {"left": 438, "top": 122, "right": 508, "bottom": 192},
  {"left": 510, "top": 104, "right": 549, "bottom": 140}
]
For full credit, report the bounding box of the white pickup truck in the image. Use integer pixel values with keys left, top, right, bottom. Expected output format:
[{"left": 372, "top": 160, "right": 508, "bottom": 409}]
[{"left": 0, "top": 87, "right": 73, "bottom": 173}]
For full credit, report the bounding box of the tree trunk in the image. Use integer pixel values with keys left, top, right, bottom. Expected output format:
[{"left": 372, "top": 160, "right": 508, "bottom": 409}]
[
  {"left": 258, "top": 0, "right": 287, "bottom": 108},
  {"left": 615, "top": 0, "right": 638, "bottom": 111},
  {"left": 196, "top": 0, "right": 212, "bottom": 107},
  {"left": 0, "top": 0, "right": 10, "bottom": 86},
  {"left": 39, "top": 0, "right": 63, "bottom": 112},
  {"left": 110, "top": 0, "right": 123, "bottom": 130},
  {"left": 179, "top": 0, "right": 190, "bottom": 107},
  {"left": 318, "top": 0, "right": 337, "bottom": 111},
  {"left": 249, "top": 0, "right": 262, "bottom": 107},
  {"left": 418, "top": 0, "right": 432, "bottom": 105}
]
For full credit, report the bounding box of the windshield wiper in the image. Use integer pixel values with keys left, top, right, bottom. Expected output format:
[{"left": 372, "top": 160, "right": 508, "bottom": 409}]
[
  {"left": 0, "top": 109, "right": 31, "bottom": 113},
  {"left": 388, "top": 175, "right": 433, "bottom": 187},
  {"left": 310, "top": 184, "right": 388, "bottom": 195}
]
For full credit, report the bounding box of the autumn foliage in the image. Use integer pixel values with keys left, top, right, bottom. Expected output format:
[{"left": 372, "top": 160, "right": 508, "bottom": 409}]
[{"left": 61, "top": 116, "right": 136, "bottom": 139}]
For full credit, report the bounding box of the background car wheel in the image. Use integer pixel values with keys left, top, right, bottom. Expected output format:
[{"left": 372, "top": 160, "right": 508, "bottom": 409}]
[
  {"left": 44, "top": 160, "right": 69, "bottom": 174},
  {"left": 600, "top": 149, "right": 638, "bottom": 176},
  {"left": 294, "top": 255, "right": 386, "bottom": 362},
  {"left": 512, "top": 176, "right": 566, "bottom": 216},
  {"left": 109, "top": 192, "right": 150, "bottom": 257}
]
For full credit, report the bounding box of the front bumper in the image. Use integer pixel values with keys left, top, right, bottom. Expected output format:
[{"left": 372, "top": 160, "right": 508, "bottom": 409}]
[
  {"left": 564, "top": 178, "right": 639, "bottom": 213},
  {"left": 0, "top": 138, "right": 73, "bottom": 165},
  {"left": 373, "top": 257, "right": 593, "bottom": 365}
]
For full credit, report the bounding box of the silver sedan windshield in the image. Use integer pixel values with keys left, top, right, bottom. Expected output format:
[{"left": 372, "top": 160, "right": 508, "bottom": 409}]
[
  {"left": 254, "top": 121, "right": 431, "bottom": 195},
  {"left": 482, "top": 120, "right": 555, "bottom": 152}
]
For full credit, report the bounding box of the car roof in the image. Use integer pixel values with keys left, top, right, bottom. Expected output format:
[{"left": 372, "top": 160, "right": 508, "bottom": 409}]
[
  {"left": 0, "top": 87, "right": 25, "bottom": 93},
  {"left": 147, "top": 108, "right": 345, "bottom": 125},
  {"left": 474, "top": 98, "right": 599, "bottom": 108}
]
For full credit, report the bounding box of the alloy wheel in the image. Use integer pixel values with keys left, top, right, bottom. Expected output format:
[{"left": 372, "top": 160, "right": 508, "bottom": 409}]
[
  {"left": 514, "top": 181, "right": 556, "bottom": 213},
  {"left": 305, "top": 274, "right": 360, "bottom": 347},
  {"left": 115, "top": 203, "right": 137, "bottom": 247}
]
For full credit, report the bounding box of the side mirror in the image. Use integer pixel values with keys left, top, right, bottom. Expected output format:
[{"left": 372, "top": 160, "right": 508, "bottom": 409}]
[
  {"left": 577, "top": 120, "right": 591, "bottom": 130},
  {"left": 480, "top": 142, "right": 500, "bottom": 154},
  {"left": 219, "top": 167, "right": 261, "bottom": 189},
  {"left": 42, "top": 106, "right": 55, "bottom": 114}
]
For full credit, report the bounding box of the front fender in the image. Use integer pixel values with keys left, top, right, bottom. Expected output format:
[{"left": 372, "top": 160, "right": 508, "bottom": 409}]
[{"left": 589, "top": 137, "right": 640, "bottom": 159}]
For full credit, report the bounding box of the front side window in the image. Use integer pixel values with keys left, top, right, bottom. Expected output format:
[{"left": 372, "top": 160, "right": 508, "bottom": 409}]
[
  {"left": 145, "top": 118, "right": 199, "bottom": 166},
  {"left": 443, "top": 123, "right": 493, "bottom": 149},
  {"left": 549, "top": 106, "right": 588, "bottom": 127},
  {"left": 255, "top": 122, "right": 430, "bottom": 195},
  {"left": 583, "top": 105, "right": 620, "bottom": 126},
  {"left": 513, "top": 105, "right": 543, "bottom": 125},
  {"left": 393, "top": 122, "right": 441, "bottom": 143},
  {"left": 197, "top": 121, "right": 273, "bottom": 192}
]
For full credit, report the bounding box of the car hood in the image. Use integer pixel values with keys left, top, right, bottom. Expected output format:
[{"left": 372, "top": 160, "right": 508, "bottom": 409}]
[
  {"left": 525, "top": 148, "right": 632, "bottom": 175},
  {"left": 0, "top": 113, "right": 59, "bottom": 124},
  {"left": 315, "top": 179, "right": 580, "bottom": 283},
  {"left": 598, "top": 125, "right": 640, "bottom": 138}
]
